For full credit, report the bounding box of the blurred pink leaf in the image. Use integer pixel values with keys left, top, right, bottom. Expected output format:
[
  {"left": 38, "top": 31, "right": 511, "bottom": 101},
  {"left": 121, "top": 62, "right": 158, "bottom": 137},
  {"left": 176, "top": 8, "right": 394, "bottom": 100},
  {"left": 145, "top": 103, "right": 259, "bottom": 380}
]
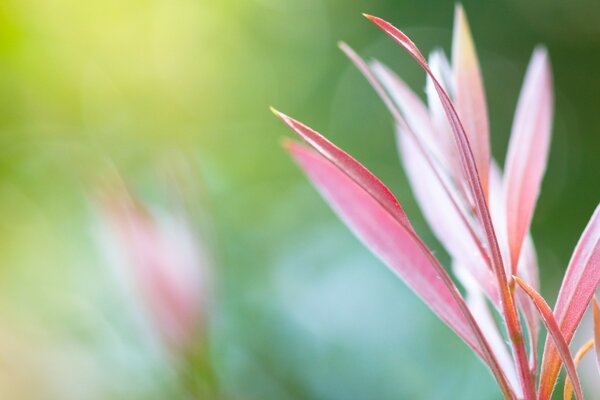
[{"left": 100, "top": 188, "right": 211, "bottom": 352}]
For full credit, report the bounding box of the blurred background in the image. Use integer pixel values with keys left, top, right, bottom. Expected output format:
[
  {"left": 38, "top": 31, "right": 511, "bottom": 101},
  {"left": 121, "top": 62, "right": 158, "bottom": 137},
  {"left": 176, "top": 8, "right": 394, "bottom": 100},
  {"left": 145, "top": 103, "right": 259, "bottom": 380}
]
[{"left": 0, "top": 0, "right": 599, "bottom": 399}]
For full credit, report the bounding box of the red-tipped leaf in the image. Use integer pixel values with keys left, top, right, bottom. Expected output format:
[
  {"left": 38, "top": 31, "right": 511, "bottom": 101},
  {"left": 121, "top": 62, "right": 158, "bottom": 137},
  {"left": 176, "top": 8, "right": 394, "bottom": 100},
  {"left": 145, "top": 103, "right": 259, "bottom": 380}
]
[{"left": 271, "top": 108, "right": 412, "bottom": 230}]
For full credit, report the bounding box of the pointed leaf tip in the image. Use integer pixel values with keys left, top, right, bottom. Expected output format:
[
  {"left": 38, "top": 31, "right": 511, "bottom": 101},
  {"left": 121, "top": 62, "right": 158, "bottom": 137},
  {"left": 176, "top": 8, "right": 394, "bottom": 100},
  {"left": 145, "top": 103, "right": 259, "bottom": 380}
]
[{"left": 274, "top": 111, "right": 414, "bottom": 230}]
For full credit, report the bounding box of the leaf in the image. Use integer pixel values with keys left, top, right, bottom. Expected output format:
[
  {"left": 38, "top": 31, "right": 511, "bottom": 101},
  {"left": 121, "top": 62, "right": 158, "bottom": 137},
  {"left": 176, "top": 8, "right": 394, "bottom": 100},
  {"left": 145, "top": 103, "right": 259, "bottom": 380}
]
[
  {"left": 539, "top": 205, "right": 600, "bottom": 400},
  {"left": 503, "top": 47, "right": 553, "bottom": 273},
  {"left": 563, "top": 338, "right": 594, "bottom": 400},
  {"left": 283, "top": 139, "right": 513, "bottom": 398},
  {"left": 514, "top": 276, "right": 584, "bottom": 400},
  {"left": 452, "top": 5, "right": 490, "bottom": 195},
  {"left": 271, "top": 108, "right": 412, "bottom": 230}
]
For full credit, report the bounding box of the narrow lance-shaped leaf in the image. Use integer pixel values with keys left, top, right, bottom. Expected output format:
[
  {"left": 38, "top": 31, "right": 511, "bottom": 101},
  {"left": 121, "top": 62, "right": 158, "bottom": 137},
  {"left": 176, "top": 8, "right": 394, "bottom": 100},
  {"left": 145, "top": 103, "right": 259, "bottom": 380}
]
[
  {"left": 364, "top": 14, "right": 535, "bottom": 397},
  {"left": 563, "top": 339, "right": 594, "bottom": 400},
  {"left": 539, "top": 204, "right": 600, "bottom": 400},
  {"left": 504, "top": 48, "right": 553, "bottom": 273},
  {"left": 280, "top": 136, "right": 513, "bottom": 398},
  {"left": 514, "top": 276, "right": 584, "bottom": 400},
  {"left": 452, "top": 5, "right": 490, "bottom": 195}
]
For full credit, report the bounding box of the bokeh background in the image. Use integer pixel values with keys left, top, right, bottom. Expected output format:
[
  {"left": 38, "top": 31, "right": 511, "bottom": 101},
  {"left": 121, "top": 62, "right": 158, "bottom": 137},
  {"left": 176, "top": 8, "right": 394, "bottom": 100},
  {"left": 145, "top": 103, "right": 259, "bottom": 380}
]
[{"left": 0, "top": 0, "right": 599, "bottom": 399}]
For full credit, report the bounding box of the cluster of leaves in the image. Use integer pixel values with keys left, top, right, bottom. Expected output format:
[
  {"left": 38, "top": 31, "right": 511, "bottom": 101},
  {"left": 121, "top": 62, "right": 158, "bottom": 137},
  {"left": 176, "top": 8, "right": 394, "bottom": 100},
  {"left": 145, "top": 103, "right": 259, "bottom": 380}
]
[{"left": 274, "top": 6, "right": 599, "bottom": 400}]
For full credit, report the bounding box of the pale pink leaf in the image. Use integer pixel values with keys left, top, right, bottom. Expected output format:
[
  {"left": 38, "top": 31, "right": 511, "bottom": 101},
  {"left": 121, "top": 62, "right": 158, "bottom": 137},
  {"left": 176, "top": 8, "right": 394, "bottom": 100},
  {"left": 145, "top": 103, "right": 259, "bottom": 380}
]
[
  {"left": 504, "top": 47, "right": 553, "bottom": 272},
  {"left": 539, "top": 205, "right": 600, "bottom": 400},
  {"left": 452, "top": 5, "right": 490, "bottom": 194},
  {"left": 514, "top": 276, "right": 584, "bottom": 400}
]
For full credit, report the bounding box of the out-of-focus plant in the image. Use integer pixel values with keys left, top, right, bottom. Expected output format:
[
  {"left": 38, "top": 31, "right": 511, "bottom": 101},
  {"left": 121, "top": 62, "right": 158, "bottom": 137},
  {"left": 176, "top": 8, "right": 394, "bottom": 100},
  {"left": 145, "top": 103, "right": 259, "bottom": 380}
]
[
  {"left": 97, "top": 170, "right": 217, "bottom": 397},
  {"left": 273, "top": 5, "right": 599, "bottom": 400}
]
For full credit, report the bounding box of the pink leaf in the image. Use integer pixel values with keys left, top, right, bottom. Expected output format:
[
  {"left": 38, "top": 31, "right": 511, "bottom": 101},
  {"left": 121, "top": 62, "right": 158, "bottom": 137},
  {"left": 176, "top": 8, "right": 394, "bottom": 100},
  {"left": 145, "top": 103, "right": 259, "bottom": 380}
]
[
  {"left": 504, "top": 47, "right": 553, "bottom": 273},
  {"left": 452, "top": 5, "right": 490, "bottom": 195},
  {"left": 514, "top": 276, "right": 584, "bottom": 400},
  {"left": 271, "top": 107, "right": 412, "bottom": 230},
  {"left": 283, "top": 139, "right": 513, "bottom": 398},
  {"left": 539, "top": 205, "right": 600, "bottom": 400}
]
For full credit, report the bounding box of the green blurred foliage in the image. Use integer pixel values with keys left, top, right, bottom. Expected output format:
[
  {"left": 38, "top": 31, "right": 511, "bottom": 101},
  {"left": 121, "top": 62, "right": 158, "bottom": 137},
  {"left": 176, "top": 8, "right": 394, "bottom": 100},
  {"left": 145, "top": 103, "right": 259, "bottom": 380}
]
[{"left": 0, "top": 0, "right": 598, "bottom": 399}]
